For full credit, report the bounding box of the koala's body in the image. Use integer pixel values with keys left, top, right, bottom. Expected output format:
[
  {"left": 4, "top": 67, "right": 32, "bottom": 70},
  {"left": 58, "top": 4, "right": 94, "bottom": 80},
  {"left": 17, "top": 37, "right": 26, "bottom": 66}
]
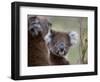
[
  {"left": 48, "top": 30, "right": 78, "bottom": 65},
  {"left": 50, "top": 52, "right": 70, "bottom": 65},
  {"left": 28, "top": 16, "right": 52, "bottom": 66}
]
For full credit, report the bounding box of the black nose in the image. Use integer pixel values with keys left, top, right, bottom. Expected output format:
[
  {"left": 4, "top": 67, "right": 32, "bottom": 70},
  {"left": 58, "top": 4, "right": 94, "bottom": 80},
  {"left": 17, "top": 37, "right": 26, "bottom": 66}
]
[
  {"left": 60, "top": 48, "right": 64, "bottom": 52},
  {"left": 30, "top": 28, "right": 34, "bottom": 32},
  {"left": 59, "top": 44, "right": 64, "bottom": 51}
]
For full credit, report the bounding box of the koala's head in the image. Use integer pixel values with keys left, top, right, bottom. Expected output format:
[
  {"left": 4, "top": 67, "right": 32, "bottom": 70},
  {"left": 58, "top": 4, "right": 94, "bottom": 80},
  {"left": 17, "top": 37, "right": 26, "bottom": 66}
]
[
  {"left": 28, "top": 16, "right": 52, "bottom": 39},
  {"left": 48, "top": 30, "right": 78, "bottom": 57}
]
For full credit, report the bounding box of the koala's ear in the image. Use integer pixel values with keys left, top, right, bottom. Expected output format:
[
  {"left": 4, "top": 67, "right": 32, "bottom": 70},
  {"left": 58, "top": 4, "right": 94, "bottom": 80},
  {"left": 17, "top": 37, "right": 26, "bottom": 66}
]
[
  {"left": 48, "top": 30, "right": 55, "bottom": 42},
  {"left": 44, "top": 30, "right": 51, "bottom": 44},
  {"left": 68, "top": 31, "right": 79, "bottom": 45}
]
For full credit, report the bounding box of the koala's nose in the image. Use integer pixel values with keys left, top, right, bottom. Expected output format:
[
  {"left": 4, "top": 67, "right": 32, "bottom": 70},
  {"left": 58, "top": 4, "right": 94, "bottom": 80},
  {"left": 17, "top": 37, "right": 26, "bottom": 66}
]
[
  {"left": 30, "top": 28, "right": 34, "bottom": 32},
  {"left": 59, "top": 44, "right": 64, "bottom": 51}
]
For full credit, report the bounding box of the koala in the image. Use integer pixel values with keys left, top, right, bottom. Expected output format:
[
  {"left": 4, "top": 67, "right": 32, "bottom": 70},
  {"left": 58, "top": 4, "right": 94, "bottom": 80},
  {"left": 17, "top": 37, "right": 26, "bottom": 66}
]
[
  {"left": 48, "top": 30, "right": 78, "bottom": 65},
  {"left": 28, "top": 16, "right": 52, "bottom": 66}
]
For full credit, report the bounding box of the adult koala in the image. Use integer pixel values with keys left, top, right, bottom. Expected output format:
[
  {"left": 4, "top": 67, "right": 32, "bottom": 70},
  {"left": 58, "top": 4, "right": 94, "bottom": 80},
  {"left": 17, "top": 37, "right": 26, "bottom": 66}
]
[{"left": 28, "top": 16, "right": 52, "bottom": 66}]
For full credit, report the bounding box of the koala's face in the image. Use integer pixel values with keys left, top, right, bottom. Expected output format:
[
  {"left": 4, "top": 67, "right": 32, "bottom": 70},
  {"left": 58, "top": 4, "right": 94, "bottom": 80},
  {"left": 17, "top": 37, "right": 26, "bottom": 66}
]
[
  {"left": 28, "top": 16, "right": 52, "bottom": 38},
  {"left": 48, "top": 30, "right": 78, "bottom": 57}
]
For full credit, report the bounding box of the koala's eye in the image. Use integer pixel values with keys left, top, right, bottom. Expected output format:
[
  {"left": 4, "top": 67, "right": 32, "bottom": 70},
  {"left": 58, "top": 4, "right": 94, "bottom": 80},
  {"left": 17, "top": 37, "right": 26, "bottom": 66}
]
[
  {"left": 31, "top": 22, "right": 35, "bottom": 25},
  {"left": 48, "top": 22, "right": 52, "bottom": 27}
]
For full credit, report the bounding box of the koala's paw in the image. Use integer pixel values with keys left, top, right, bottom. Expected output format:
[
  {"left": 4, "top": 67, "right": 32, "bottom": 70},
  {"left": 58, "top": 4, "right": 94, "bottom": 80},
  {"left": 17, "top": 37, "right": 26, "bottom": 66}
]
[{"left": 69, "top": 31, "right": 79, "bottom": 45}]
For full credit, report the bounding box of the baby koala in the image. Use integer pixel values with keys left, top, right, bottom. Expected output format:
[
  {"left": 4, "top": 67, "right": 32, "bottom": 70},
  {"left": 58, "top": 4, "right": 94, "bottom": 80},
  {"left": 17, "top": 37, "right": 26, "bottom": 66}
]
[{"left": 48, "top": 30, "right": 78, "bottom": 65}]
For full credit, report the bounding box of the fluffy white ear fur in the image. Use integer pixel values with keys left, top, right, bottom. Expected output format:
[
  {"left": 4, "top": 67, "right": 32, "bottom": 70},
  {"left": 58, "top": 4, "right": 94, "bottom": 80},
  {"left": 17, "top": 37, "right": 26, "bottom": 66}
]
[
  {"left": 44, "top": 30, "right": 51, "bottom": 44},
  {"left": 69, "top": 31, "right": 79, "bottom": 45}
]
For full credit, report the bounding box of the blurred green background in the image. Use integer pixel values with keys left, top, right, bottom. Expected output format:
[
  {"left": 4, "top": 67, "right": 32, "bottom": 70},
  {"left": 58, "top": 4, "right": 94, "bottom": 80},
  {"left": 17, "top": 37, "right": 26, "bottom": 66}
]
[{"left": 49, "top": 16, "right": 88, "bottom": 64}]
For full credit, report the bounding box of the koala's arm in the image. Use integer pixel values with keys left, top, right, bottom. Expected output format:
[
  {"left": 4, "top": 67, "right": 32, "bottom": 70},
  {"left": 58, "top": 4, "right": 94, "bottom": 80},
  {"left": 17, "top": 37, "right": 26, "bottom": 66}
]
[
  {"left": 61, "top": 58, "right": 70, "bottom": 65},
  {"left": 50, "top": 54, "right": 70, "bottom": 65}
]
